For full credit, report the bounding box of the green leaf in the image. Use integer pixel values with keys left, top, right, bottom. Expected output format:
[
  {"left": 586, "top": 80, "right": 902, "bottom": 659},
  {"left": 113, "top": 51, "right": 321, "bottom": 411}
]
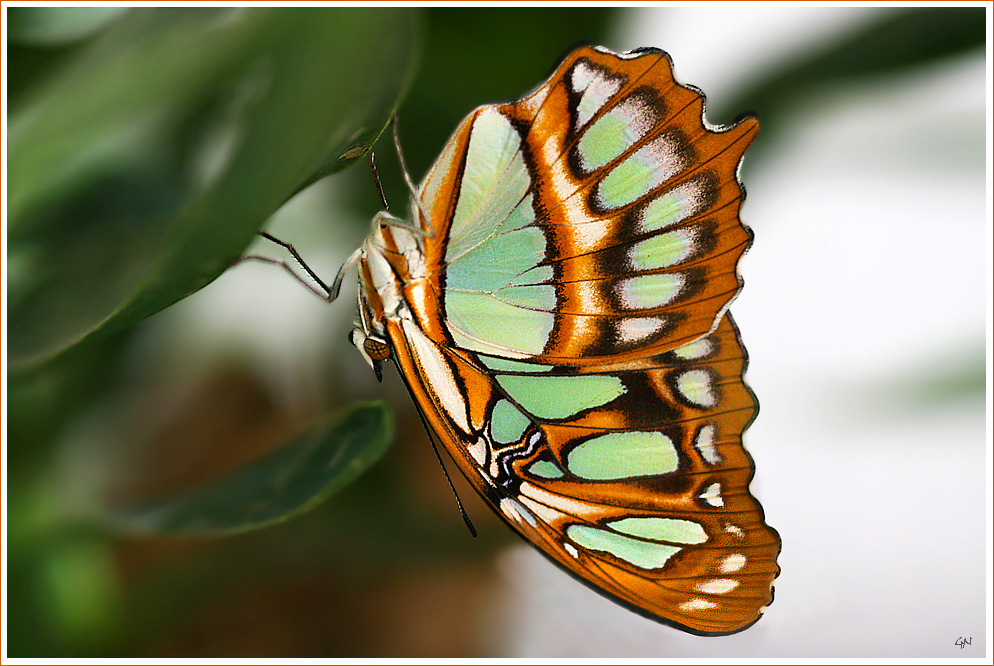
[
  {"left": 8, "top": 7, "right": 420, "bottom": 369},
  {"left": 104, "top": 401, "right": 395, "bottom": 536},
  {"left": 7, "top": 6, "right": 128, "bottom": 46}
]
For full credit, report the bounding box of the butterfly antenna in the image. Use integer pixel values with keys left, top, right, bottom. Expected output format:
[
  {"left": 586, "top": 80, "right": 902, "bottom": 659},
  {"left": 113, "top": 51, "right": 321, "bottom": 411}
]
[
  {"left": 428, "top": 433, "right": 478, "bottom": 538},
  {"left": 409, "top": 399, "right": 478, "bottom": 538},
  {"left": 369, "top": 151, "right": 390, "bottom": 210},
  {"left": 391, "top": 116, "right": 436, "bottom": 239}
]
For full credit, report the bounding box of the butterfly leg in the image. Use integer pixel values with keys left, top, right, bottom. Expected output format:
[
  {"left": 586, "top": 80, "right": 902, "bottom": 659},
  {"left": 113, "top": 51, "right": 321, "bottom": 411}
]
[
  {"left": 239, "top": 232, "right": 361, "bottom": 304},
  {"left": 389, "top": 116, "right": 435, "bottom": 239}
]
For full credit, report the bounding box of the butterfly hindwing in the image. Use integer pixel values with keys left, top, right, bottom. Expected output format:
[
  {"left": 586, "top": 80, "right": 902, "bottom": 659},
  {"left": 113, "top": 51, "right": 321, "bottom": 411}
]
[{"left": 386, "top": 311, "right": 779, "bottom": 635}]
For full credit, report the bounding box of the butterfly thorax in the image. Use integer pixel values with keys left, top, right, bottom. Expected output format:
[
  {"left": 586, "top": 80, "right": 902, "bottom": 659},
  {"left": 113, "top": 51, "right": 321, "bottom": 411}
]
[{"left": 352, "top": 216, "right": 446, "bottom": 368}]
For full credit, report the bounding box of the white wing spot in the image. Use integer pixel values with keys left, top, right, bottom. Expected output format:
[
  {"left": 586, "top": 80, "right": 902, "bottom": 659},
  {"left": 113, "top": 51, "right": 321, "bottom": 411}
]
[
  {"left": 696, "top": 578, "right": 739, "bottom": 595},
  {"left": 679, "top": 598, "right": 718, "bottom": 612},
  {"left": 677, "top": 369, "right": 717, "bottom": 408},
  {"left": 467, "top": 439, "right": 487, "bottom": 466},
  {"left": 564, "top": 543, "right": 580, "bottom": 559},
  {"left": 638, "top": 178, "right": 709, "bottom": 233},
  {"left": 694, "top": 424, "right": 722, "bottom": 465},
  {"left": 672, "top": 337, "right": 712, "bottom": 360},
  {"left": 616, "top": 273, "right": 685, "bottom": 310},
  {"left": 725, "top": 523, "right": 745, "bottom": 538},
  {"left": 616, "top": 316, "right": 667, "bottom": 343},
  {"left": 641, "top": 133, "right": 685, "bottom": 182},
  {"left": 719, "top": 553, "right": 747, "bottom": 573},
  {"left": 568, "top": 216, "right": 611, "bottom": 253},
  {"left": 518, "top": 88, "right": 546, "bottom": 118},
  {"left": 593, "top": 46, "right": 644, "bottom": 60},
  {"left": 700, "top": 482, "right": 723, "bottom": 507},
  {"left": 571, "top": 63, "right": 624, "bottom": 129},
  {"left": 571, "top": 60, "right": 596, "bottom": 93},
  {"left": 500, "top": 497, "right": 537, "bottom": 527}
]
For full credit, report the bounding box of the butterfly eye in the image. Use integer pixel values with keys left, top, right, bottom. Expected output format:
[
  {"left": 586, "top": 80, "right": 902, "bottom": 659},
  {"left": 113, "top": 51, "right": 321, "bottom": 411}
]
[{"left": 362, "top": 335, "right": 392, "bottom": 361}]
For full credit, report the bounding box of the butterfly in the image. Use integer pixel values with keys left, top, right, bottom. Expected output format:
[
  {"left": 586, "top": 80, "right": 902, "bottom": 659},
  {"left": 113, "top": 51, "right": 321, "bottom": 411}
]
[{"left": 340, "top": 44, "right": 779, "bottom": 636}]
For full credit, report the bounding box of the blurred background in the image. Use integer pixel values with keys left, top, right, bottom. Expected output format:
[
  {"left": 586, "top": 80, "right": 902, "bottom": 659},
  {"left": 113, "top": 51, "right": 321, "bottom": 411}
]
[{"left": 4, "top": 6, "right": 989, "bottom": 658}]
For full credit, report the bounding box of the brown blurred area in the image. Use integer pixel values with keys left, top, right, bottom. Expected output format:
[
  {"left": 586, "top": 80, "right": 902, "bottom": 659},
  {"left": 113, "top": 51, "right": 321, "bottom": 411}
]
[{"left": 103, "top": 367, "right": 513, "bottom": 657}]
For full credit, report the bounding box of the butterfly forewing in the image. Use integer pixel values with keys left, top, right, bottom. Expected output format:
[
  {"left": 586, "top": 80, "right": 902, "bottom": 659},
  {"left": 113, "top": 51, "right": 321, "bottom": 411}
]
[
  {"left": 357, "top": 45, "right": 778, "bottom": 635},
  {"left": 417, "top": 45, "right": 756, "bottom": 365}
]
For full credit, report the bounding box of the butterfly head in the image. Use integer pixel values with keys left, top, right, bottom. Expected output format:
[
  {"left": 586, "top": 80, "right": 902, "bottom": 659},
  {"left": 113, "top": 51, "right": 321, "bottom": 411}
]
[{"left": 348, "top": 326, "right": 389, "bottom": 382}]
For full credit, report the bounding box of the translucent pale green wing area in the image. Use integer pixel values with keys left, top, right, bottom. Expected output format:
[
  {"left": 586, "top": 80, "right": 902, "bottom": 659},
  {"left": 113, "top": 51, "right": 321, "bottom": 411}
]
[
  {"left": 445, "top": 290, "right": 553, "bottom": 356},
  {"left": 490, "top": 399, "right": 531, "bottom": 444},
  {"left": 495, "top": 373, "right": 625, "bottom": 420},
  {"left": 444, "top": 225, "right": 545, "bottom": 292},
  {"left": 566, "top": 431, "right": 679, "bottom": 479},
  {"left": 567, "top": 524, "right": 682, "bottom": 570},
  {"left": 445, "top": 109, "right": 533, "bottom": 260},
  {"left": 440, "top": 109, "right": 557, "bottom": 357},
  {"left": 564, "top": 517, "right": 709, "bottom": 570}
]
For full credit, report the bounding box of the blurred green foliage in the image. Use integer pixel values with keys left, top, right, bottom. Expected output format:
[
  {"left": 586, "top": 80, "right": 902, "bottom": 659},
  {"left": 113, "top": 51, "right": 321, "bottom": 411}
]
[
  {"left": 8, "top": 8, "right": 418, "bottom": 366},
  {"left": 4, "top": 6, "right": 985, "bottom": 657},
  {"left": 108, "top": 402, "right": 395, "bottom": 536}
]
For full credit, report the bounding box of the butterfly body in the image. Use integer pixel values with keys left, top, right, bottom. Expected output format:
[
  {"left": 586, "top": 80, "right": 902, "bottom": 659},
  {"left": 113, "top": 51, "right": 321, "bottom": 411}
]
[{"left": 349, "top": 45, "right": 779, "bottom": 636}]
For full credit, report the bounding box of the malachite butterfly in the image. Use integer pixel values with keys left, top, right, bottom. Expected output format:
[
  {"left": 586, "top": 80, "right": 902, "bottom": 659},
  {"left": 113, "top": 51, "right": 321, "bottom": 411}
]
[{"left": 338, "top": 44, "right": 779, "bottom": 635}]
